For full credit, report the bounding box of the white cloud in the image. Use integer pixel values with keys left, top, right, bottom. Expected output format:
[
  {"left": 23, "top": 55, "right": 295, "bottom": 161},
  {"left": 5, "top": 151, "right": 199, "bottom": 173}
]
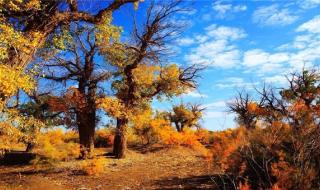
[
  {"left": 205, "top": 24, "right": 247, "bottom": 40},
  {"left": 180, "top": 8, "right": 197, "bottom": 16},
  {"left": 277, "top": 16, "right": 320, "bottom": 69},
  {"left": 176, "top": 37, "right": 195, "bottom": 46},
  {"left": 204, "top": 111, "right": 227, "bottom": 119},
  {"left": 213, "top": 3, "right": 232, "bottom": 17},
  {"left": 186, "top": 12, "right": 320, "bottom": 83},
  {"left": 194, "top": 35, "right": 209, "bottom": 43},
  {"left": 242, "top": 16, "right": 320, "bottom": 74},
  {"left": 290, "top": 46, "right": 320, "bottom": 69},
  {"left": 241, "top": 46, "right": 320, "bottom": 74},
  {"left": 234, "top": 5, "right": 247, "bottom": 12},
  {"left": 185, "top": 25, "right": 246, "bottom": 68},
  {"left": 298, "top": 0, "right": 320, "bottom": 9},
  {"left": 264, "top": 75, "right": 288, "bottom": 85},
  {"left": 296, "top": 15, "right": 320, "bottom": 33},
  {"left": 252, "top": 4, "right": 298, "bottom": 26},
  {"left": 243, "top": 49, "right": 290, "bottom": 69},
  {"left": 182, "top": 90, "right": 208, "bottom": 98},
  {"left": 279, "top": 34, "right": 315, "bottom": 50},
  {"left": 204, "top": 101, "right": 226, "bottom": 109},
  {"left": 185, "top": 39, "right": 241, "bottom": 68},
  {"left": 215, "top": 77, "right": 258, "bottom": 89},
  {"left": 212, "top": 1, "right": 247, "bottom": 18}
]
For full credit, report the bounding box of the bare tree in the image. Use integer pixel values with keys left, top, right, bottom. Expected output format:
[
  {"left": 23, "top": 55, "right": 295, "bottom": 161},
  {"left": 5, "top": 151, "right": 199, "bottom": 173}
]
[{"left": 227, "top": 91, "right": 259, "bottom": 129}]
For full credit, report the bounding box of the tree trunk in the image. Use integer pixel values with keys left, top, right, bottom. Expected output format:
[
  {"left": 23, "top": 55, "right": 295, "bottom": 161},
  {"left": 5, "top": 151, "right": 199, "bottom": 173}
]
[
  {"left": 113, "top": 117, "right": 127, "bottom": 159},
  {"left": 79, "top": 123, "right": 95, "bottom": 159},
  {"left": 78, "top": 111, "right": 96, "bottom": 159},
  {"left": 175, "top": 122, "right": 183, "bottom": 132},
  {"left": 25, "top": 142, "right": 35, "bottom": 152}
]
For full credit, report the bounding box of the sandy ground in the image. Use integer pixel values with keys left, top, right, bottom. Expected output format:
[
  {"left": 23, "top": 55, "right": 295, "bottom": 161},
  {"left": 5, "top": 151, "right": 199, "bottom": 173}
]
[{"left": 0, "top": 146, "right": 217, "bottom": 190}]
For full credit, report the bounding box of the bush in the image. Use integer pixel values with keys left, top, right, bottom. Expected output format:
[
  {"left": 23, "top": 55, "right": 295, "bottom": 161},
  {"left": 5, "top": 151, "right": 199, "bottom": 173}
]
[
  {"left": 63, "top": 130, "right": 79, "bottom": 143},
  {"left": 211, "top": 124, "right": 320, "bottom": 190},
  {"left": 127, "top": 126, "right": 141, "bottom": 146},
  {"left": 0, "top": 122, "right": 25, "bottom": 154},
  {"left": 94, "top": 128, "right": 115, "bottom": 147},
  {"left": 32, "top": 129, "right": 79, "bottom": 164},
  {"left": 80, "top": 157, "right": 105, "bottom": 176}
]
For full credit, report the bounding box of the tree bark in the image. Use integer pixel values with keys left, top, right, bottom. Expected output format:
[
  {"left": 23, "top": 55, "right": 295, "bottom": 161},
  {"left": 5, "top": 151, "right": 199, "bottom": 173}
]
[
  {"left": 78, "top": 111, "right": 96, "bottom": 159},
  {"left": 25, "top": 142, "right": 34, "bottom": 152},
  {"left": 113, "top": 117, "right": 128, "bottom": 159}
]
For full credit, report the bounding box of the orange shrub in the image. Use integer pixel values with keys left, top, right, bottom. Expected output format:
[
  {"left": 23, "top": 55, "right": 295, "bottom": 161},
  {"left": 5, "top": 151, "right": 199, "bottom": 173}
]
[
  {"left": 155, "top": 125, "right": 209, "bottom": 157},
  {"left": 210, "top": 127, "right": 247, "bottom": 171},
  {"left": 95, "top": 128, "right": 115, "bottom": 147}
]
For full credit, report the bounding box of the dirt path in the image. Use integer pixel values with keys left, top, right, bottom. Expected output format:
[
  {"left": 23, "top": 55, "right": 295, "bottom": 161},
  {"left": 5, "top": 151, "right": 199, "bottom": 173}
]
[{"left": 0, "top": 147, "right": 216, "bottom": 190}]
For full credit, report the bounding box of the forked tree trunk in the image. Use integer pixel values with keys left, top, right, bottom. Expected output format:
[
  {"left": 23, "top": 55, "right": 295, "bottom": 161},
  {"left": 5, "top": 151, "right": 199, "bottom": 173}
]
[
  {"left": 113, "top": 117, "right": 128, "bottom": 159},
  {"left": 26, "top": 142, "right": 35, "bottom": 152},
  {"left": 78, "top": 111, "right": 96, "bottom": 159},
  {"left": 174, "top": 122, "right": 184, "bottom": 133}
]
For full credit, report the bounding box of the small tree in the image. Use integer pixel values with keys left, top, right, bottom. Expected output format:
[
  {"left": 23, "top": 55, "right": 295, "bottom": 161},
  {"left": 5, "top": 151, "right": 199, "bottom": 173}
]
[
  {"left": 228, "top": 91, "right": 260, "bottom": 129},
  {"left": 167, "top": 103, "right": 204, "bottom": 132}
]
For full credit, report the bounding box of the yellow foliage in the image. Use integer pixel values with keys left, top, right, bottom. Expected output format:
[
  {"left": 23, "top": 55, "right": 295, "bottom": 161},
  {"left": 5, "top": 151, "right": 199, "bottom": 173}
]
[
  {"left": 157, "top": 64, "right": 188, "bottom": 96},
  {"left": 133, "top": 64, "right": 160, "bottom": 87},
  {"left": 0, "top": 22, "right": 43, "bottom": 63},
  {"left": 0, "top": 121, "right": 23, "bottom": 152},
  {"left": 149, "top": 123, "right": 209, "bottom": 157},
  {"left": 51, "top": 28, "right": 72, "bottom": 50},
  {"left": 32, "top": 129, "right": 79, "bottom": 163},
  {"left": 98, "top": 96, "right": 126, "bottom": 118},
  {"left": 81, "top": 157, "right": 106, "bottom": 176},
  {"left": 95, "top": 13, "right": 122, "bottom": 54},
  {"left": 0, "top": 0, "right": 41, "bottom": 12},
  {"left": 0, "top": 65, "right": 34, "bottom": 106},
  {"left": 195, "top": 129, "right": 211, "bottom": 144},
  {"left": 0, "top": 109, "right": 45, "bottom": 153}
]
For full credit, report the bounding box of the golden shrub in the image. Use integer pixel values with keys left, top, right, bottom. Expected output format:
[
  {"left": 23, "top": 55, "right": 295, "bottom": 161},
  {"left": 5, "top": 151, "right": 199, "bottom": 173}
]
[
  {"left": 32, "top": 129, "right": 79, "bottom": 164},
  {"left": 80, "top": 157, "right": 106, "bottom": 176}
]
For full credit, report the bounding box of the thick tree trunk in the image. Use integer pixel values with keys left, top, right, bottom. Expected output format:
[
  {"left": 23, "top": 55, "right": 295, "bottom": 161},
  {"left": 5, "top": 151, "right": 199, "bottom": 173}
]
[
  {"left": 79, "top": 125, "right": 95, "bottom": 159},
  {"left": 113, "top": 118, "right": 128, "bottom": 159},
  {"left": 78, "top": 111, "right": 96, "bottom": 159}
]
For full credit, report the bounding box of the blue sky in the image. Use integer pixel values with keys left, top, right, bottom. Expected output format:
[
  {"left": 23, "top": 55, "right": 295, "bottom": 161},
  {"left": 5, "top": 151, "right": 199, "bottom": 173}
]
[
  {"left": 82, "top": 0, "right": 320, "bottom": 131},
  {"left": 161, "top": 0, "right": 320, "bottom": 130}
]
